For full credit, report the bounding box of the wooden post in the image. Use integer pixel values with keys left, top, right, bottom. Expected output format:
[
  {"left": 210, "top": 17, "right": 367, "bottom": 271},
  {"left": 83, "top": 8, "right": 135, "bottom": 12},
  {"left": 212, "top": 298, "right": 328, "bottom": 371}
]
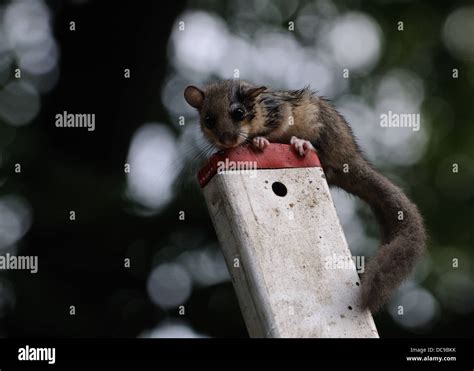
[{"left": 198, "top": 144, "right": 379, "bottom": 338}]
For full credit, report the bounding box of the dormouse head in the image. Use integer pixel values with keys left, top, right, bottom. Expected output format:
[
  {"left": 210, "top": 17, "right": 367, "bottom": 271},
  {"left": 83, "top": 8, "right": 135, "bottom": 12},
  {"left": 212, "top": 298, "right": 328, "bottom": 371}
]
[{"left": 184, "top": 79, "right": 266, "bottom": 149}]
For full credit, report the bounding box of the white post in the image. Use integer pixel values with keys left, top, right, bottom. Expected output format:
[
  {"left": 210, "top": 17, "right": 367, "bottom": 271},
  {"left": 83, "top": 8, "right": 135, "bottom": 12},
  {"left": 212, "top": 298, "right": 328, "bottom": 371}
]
[{"left": 199, "top": 144, "right": 379, "bottom": 338}]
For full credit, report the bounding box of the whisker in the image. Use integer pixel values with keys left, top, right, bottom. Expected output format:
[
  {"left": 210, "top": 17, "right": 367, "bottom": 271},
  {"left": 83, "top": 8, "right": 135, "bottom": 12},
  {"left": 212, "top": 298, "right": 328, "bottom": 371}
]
[{"left": 173, "top": 139, "right": 219, "bottom": 193}]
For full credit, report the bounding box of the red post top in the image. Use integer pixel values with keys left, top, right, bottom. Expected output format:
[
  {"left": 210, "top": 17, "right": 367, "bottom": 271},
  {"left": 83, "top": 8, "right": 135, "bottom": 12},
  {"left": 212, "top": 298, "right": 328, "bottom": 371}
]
[{"left": 198, "top": 143, "right": 321, "bottom": 188}]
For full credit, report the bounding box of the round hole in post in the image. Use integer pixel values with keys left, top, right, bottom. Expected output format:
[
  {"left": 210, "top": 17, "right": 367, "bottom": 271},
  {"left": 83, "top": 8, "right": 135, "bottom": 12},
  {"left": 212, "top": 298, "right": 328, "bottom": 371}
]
[
  {"left": 348, "top": 306, "right": 353, "bottom": 310},
  {"left": 272, "top": 182, "right": 287, "bottom": 197}
]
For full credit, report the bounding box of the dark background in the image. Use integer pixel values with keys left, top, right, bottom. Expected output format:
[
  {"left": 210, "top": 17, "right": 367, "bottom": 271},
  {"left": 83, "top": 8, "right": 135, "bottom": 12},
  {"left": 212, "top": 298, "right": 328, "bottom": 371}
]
[{"left": 0, "top": 0, "right": 473, "bottom": 338}]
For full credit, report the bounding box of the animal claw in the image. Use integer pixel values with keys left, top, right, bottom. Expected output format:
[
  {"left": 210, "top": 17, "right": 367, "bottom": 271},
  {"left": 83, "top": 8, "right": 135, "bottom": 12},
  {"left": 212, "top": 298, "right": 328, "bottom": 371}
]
[
  {"left": 252, "top": 136, "right": 270, "bottom": 151},
  {"left": 290, "top": 136, "right": 315, "bottom": 156}
]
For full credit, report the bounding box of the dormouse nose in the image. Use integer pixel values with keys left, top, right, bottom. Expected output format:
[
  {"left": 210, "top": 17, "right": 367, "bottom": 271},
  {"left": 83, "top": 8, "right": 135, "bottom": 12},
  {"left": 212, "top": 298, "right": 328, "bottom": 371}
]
[{"left": 220, "top": 132, "right": 238, "bottom": 146}]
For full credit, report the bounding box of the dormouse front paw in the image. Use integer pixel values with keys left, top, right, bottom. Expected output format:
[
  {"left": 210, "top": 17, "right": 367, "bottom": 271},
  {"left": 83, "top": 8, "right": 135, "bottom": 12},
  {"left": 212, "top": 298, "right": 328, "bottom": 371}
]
[
  {"left": 252, "top": 136, "right": 270, "bottom": 151},
  {"left": 290, "top": 136, "right": 315, "bottom": 156}
]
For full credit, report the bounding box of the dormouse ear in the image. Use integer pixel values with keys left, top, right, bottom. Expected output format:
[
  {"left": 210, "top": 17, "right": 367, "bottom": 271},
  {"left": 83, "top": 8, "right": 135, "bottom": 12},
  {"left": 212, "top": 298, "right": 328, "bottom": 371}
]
[
  {"left": 242, "top": 85, "right": 267, "bottom": 100},
  {"left": 184, "top": 85, "right": 205, "bottom": 109}
]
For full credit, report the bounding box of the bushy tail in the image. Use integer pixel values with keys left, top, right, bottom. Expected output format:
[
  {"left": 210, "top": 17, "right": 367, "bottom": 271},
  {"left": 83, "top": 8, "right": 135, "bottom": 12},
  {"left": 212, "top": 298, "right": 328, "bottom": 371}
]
[{"left": 327, "top": 156, "right": 426, "bottom": 313}]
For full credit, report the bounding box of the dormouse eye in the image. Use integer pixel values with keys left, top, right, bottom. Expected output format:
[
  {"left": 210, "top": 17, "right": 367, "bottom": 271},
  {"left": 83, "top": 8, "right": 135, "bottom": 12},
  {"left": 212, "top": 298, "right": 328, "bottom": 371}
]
[
  {"left": 231, "top": 108, "right": 245, "bottom": 121},
  {"left": 204, "top": 115, "right": 215, "bottom": 129}
]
